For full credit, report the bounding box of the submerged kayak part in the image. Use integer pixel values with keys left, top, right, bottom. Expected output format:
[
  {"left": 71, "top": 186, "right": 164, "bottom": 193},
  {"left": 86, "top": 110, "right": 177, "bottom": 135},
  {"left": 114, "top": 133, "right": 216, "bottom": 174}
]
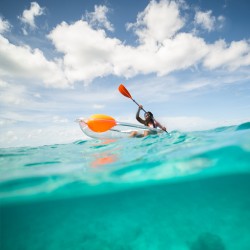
[{"left": 77, "top": 119, "right": 163, "bottom": 139}]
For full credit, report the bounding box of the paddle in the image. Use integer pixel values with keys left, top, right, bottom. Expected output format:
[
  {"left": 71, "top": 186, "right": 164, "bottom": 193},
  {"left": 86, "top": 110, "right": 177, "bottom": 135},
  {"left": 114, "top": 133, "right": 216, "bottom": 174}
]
[
  {"left": 118, "top": 84, "right": 147, "bottom": 113},
  {"left": 118, "top": 84, "right": 168, "bottom": 133}
]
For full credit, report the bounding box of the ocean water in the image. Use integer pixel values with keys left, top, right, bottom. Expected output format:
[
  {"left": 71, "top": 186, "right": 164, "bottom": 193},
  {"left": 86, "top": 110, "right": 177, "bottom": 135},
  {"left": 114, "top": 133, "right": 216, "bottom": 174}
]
[{"left": 1, "top": 122, "right": 250, "bottom": 250}]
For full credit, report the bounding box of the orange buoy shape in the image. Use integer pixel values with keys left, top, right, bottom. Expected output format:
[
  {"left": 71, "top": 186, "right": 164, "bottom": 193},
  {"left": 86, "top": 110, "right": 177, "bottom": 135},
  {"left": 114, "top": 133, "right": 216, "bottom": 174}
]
[{"left": 87, "top": 114, "right": 117, "bottom": 132}]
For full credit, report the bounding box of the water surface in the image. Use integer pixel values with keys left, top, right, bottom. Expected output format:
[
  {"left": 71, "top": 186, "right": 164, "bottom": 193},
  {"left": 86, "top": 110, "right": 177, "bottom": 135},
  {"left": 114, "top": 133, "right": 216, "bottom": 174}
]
[{"left": 1, "top": 122, "right": 250, "bottom": 249}]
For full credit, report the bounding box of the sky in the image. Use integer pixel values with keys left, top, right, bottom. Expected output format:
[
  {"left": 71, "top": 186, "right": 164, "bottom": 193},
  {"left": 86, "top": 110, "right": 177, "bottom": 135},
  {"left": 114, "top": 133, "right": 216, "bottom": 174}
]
[{"left": 0, "top": 0, "right": 250, "bottom": 147}]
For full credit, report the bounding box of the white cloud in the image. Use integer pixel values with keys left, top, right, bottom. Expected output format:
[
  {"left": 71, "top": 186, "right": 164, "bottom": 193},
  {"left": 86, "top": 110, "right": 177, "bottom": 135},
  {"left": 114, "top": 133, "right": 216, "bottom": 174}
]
[
  {"left": 1, "top": 0, "right": 249, "bottom": 89},
  {"left": 204, "top": 39, "right": 250, "bottom": 70},
  {"left": 18, "top": 2, "right": 45, "bottom": 33},
  {"left": 0, "top": 35, "right": 69, "bottom": 88},
  {"left": 194, "top": 10, "right": 225, "bottom": 32},
  {"left": 85, "top": 5, "right": 114, "bottom": 32},
  {"left": 47, "top": 0, "right": 250, "bottom": 84},
  {"left": 194, "top": 10, "right": 215, "bottom": 32},
  {"left": 217, "top": 15, "right": 225, "bottom": 29},
  {"left": 127, "top": 0, "right": 184, "bottom": 46},
  {"left": 48, "top": 20, "right": 120, "bottom": 83},
  {"left": 0, "top": 17, "right": 11, "bottom": 33},
  {"left": 154, "top": 33, "right": 208, "bottom": 75},
  {"left": 130, "top": 70, "right": 250, "bottom": 105},
  {"left": 48, "top": 0, "right": 201, "bottom": 82}
]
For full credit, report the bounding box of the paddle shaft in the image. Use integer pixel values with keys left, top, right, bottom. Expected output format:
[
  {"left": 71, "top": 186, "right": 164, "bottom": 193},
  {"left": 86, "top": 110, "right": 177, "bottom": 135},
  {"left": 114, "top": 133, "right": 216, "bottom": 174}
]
[{"left": 132, "top": 98, "right": 147, "bottom": 113}]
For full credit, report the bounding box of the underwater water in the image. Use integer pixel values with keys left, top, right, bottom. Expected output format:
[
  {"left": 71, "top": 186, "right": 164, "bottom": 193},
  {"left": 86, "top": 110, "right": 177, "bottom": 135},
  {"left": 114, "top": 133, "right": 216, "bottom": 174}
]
[{"left": 1, "top": 122, "right": 250, "bottom": 250}]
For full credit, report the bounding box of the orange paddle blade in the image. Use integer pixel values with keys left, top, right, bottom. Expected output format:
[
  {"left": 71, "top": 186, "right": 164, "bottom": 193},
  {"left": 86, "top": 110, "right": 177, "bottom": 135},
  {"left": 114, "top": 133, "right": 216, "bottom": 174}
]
[
  {"left": 87, "top": 114, "right": 116, "bottom": 132},
  {"left": 118, "top": 84, "right": 132, "bottom": 99}
]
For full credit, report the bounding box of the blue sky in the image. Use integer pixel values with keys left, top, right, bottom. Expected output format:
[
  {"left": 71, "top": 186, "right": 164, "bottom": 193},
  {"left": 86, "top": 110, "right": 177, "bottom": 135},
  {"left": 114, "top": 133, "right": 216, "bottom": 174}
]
[{"left": 0, "top": 0, "right": 250, "bottom": 147}]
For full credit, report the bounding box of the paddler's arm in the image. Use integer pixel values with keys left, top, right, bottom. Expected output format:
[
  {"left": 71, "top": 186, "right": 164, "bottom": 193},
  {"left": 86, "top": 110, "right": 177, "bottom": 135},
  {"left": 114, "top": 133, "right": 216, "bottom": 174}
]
[
  {"left": 136, "top": 105, "right": 145, "bottom": 125},
  {"left": 154, "top": 119, "right": 167, "bottom": 131}
]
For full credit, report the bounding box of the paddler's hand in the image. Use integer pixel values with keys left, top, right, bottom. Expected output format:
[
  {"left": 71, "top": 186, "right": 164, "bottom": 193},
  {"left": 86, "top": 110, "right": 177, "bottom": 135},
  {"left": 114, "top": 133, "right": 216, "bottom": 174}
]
[
  {"left": 162, "top": 126, "right": 167, "bottom": 131},
  {"left": 139, "top": 105, "right": 143, "bottom": 109}
]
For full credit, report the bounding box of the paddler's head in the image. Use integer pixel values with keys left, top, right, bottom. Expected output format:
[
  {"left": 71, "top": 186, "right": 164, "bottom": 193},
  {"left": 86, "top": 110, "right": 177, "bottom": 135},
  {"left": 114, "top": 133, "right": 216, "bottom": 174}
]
[{"left": 144, "top": 111, "right": 154, "bottom": 121}]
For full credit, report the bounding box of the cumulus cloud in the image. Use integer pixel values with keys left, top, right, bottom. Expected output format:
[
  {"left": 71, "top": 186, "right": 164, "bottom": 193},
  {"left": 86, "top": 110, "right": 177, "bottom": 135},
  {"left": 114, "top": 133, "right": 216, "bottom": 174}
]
[
  {"left": 47, "top": 0, "right": 250, "bottom": 84},
  {"left": 48, "top": 20, "right": 120, "bottom": 83},
  {"left": 204, "top": 39, "right": 250, "bottom": 70},
  {"left": 154, "top": 33, "right": 208, "bottom": 75},
  {"left": 85, "top": 5, "right": 114, "bottom": 32},
  {"left": 18, "top": 2, "right": 45, "bottom": 33},
  {"left": 194, "top": 10, "right": 215, "bottom": 32},
  {"left": 47, "top": 1, "right": 204, "bottom": 82},
  {"left": 0, "top": 35, "right": 69, "bottom": 88},
  {"left": 47, "top": 1, "right": 193, "bottom": 82},
  {"left": 194, "top": 10, "right": 225, "bottom": 32},
  {"left": 127, "top": 0, "right": 184, "bottom": 46},
  {"left": 1, "top": 0, "right": 250, "bottom": 88},
  {"left": 0, "top": 17, "right": 11, "bottom": 33}
]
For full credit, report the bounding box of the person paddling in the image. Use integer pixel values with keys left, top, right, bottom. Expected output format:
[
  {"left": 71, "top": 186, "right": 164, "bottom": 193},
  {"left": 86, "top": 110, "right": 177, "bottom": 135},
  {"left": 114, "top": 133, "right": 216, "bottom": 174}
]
[{"left": 130, "top": 105, "right": 167, "bottom": 137}]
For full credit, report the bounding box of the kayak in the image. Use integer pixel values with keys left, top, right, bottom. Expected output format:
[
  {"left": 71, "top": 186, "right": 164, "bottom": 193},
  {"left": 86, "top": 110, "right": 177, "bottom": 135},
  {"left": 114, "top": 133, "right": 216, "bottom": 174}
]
[{"left": 77, "top": 119, "right": 163, "bottom": 139}]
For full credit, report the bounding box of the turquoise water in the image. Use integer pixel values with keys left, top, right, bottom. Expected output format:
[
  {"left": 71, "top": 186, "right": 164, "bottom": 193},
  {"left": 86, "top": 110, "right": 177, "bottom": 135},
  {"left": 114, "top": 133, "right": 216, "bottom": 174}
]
[{"left": 1, "top": 122, "right": 250, "bottom": 250}]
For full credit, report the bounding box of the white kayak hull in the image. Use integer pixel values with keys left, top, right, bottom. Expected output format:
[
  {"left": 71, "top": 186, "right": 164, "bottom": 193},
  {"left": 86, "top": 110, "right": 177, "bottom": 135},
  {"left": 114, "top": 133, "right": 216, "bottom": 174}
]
[{"left": 78, "top": 120, "right": 163, "bottom": 139}]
